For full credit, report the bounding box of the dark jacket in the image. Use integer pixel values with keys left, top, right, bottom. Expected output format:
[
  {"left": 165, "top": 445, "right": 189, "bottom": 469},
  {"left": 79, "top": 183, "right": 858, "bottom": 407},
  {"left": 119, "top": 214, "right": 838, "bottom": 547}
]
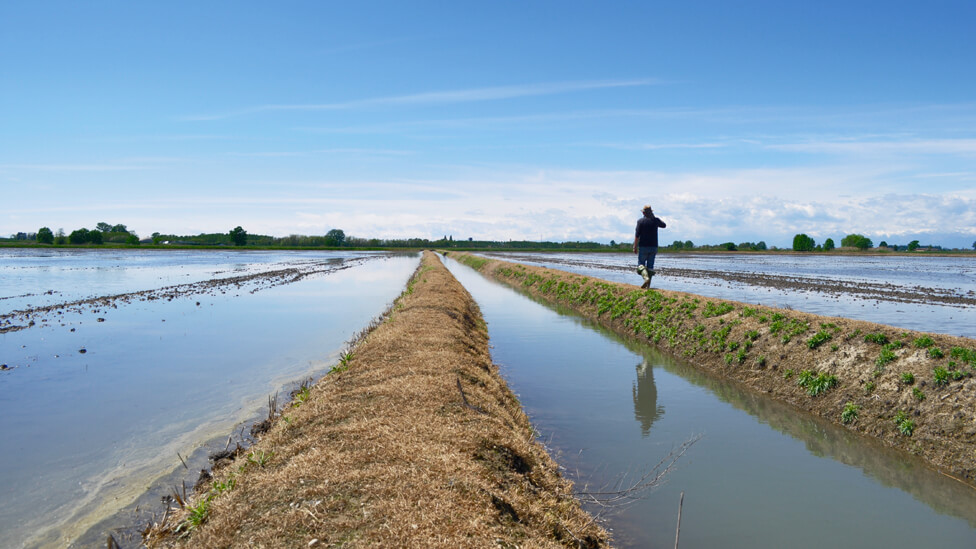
[{"left": 635, "top": 215, "right": 666, "bottom": 248}]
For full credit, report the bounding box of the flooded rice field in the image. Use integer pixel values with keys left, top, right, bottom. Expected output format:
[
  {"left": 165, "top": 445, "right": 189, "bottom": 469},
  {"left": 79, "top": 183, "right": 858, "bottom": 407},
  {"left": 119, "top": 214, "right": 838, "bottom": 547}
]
[
  {"left": 484, "top": 252, "right": 976, "bottom": 339},
  {"left": 445, "top": 256, "right": 976, "bottom": 548},
  {"left": 0, "top": 249, "right": 419, "bottom": 548}
]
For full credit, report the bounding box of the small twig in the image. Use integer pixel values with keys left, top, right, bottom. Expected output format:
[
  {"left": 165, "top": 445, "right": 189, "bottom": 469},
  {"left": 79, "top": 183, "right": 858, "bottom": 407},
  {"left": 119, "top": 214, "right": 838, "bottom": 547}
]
[
  {"left": 224, "top": 434, "right": 232, "bottom": 452},
  {"left": 675, "top": 491, "right": 684, "bottom": 549},
  {"left": 177, "top": 451, "right": 188, "bottom": 470}
]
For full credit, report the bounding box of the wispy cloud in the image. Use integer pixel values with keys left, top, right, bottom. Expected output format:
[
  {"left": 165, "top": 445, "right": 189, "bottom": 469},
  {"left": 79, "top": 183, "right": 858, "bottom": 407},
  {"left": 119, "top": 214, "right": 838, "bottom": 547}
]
[
  {"left": 182, "top": 79, "right": 661, "bottom": 121},
  {"left": 0, "top": 163, "right": 154, "bottom": 172},
  {"left": 225, "top": 148, "right": 413, "bottom": 158},
  {"left": 768, "top": 138, "right": 976, "bottom": 156},
  {"left": 602, "top": 142, "right": 727, "bottom": 150}
]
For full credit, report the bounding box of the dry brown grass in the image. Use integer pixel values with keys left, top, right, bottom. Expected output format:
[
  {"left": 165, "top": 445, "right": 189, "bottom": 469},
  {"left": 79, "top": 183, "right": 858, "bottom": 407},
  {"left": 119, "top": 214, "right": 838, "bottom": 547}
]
[{"left": 146, "top": 251, "right": 608, "bottom": 548}]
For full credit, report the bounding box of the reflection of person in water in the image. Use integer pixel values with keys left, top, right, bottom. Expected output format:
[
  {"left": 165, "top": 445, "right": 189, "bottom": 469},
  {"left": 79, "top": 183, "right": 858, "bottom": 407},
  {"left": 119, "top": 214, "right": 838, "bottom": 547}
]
[{"left": 633, "top": 357, "right": 664, "bottom": 437}]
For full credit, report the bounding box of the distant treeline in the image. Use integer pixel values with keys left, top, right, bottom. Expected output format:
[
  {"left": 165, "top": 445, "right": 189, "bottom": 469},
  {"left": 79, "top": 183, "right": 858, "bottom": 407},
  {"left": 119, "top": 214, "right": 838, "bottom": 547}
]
[{"left": 4, "top": 223, "right": 975, "bottom": 252}]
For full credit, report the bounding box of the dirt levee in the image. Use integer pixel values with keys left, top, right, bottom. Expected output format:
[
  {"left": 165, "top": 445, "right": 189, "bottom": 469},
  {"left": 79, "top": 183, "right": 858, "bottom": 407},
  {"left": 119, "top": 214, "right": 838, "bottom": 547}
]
[
  {"left": 146, "top": 251, "right": 608, "bottom": 548},
  {"left": 449, "top": 251, "right": 976, "bottom": 488}
]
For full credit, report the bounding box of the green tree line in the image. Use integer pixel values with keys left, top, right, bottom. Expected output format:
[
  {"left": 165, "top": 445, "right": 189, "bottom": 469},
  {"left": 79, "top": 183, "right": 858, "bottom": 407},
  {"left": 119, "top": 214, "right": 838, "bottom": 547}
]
[{"left": 6, "top": 223, "right": 971, "bottom": 252}]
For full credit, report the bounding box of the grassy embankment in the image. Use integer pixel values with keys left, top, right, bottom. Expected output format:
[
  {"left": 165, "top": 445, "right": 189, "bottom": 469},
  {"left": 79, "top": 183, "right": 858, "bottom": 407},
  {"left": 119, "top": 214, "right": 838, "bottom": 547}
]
[
  {"left": 448, "top": 251, "right": 976, "bottom": 486},
  {"left": 145, "top": 251, "right": 608, "bottom": 548}
]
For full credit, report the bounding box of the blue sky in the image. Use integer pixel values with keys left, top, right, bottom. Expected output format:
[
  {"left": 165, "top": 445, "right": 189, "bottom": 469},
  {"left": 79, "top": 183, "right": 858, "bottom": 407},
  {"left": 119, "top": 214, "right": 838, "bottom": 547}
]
[{"left": 2, "top": 1, "right": 975, "bottom": 248}]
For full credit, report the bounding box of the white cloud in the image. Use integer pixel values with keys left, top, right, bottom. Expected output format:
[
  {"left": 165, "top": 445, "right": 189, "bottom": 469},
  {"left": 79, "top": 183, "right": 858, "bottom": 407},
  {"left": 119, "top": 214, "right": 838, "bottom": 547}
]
[
  {"left": 183, "top": 79, "right": 660, "bottom": 121},
  {"left": 769, "top": 138, "right": 976, "bottom": 156}
]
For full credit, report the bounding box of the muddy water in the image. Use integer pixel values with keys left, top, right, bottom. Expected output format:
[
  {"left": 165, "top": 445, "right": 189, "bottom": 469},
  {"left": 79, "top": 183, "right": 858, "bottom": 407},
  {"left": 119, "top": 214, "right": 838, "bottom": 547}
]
[
  {"left": 485, "top": 252, "right": 976, "bottom": 338},
  {"left": 445, "top": 256, "right": 976, "bottom": 548},
  {"left": 0, "top": 250, "right": 419, "bottom": 548}
]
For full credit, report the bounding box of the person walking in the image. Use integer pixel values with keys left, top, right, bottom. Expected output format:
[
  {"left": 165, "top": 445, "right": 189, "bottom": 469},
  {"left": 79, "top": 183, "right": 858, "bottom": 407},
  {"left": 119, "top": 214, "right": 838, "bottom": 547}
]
[{"left": 633, "top": 205, "right": 666, "bottom": 288}]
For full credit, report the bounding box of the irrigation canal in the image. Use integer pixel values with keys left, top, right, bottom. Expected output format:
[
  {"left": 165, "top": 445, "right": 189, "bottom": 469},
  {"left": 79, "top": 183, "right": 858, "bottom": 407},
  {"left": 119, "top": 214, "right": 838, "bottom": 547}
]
[{"left": 445, "top": 255, "right": 976, "bottom": 548}]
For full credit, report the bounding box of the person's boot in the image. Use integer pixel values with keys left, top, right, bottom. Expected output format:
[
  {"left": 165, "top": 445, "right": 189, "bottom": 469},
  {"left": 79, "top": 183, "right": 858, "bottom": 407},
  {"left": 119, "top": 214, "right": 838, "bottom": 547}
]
[{"left": 637, "top": 265, "right": 651, "bottom": 288}]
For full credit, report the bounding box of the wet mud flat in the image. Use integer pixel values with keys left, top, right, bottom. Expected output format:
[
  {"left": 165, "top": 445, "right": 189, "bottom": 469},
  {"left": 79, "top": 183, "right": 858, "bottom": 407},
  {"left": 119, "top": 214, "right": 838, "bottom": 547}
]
[
  {"left": 486, "top": 252, "right": 976, "bottom": 308},
  {"left": 451, "top": 252, "right": 976, "bottom": 488},
  {"left": 0, "top": 256, "right": 372, "bottom": 337},
  {"left": 145, "top": 251, "right": 608, "bottom": 548}
]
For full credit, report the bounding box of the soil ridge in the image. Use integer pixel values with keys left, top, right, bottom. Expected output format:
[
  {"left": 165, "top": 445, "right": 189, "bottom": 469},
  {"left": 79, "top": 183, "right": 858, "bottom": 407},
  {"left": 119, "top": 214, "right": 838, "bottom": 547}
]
[
  {"left": 448, "top": 251, "right": 976, "bottom": 487},
  {"left": 145, "top": 251, "right": 608, "bottom": 548}
]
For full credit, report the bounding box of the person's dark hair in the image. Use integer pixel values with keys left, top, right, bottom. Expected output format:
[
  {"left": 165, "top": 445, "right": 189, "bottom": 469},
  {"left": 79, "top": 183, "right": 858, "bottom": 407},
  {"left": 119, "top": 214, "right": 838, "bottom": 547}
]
[{"left": 642, "top": 205, "right": 653, "bottom": 215}]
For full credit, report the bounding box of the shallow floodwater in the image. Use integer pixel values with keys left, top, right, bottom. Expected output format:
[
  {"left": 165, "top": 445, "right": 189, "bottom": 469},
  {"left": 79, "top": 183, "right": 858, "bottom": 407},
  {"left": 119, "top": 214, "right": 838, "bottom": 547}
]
[
  {"left": 486, "top": 252, "right": 976, "bottom": 338},
  {"left": 445, "top": 256, "right": 976, "bottom": 548},
  {"left": 0, "top": 249, "right": 418, "bottom": 548}
]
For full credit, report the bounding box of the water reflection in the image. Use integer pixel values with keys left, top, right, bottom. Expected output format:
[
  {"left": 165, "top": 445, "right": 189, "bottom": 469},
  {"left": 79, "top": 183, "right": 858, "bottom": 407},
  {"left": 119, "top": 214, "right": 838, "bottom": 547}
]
[
  {"left": 632, "top": 358, "right": 663, "bottom": 437},
  {"left": 444, "top": 256, "right": 976, "bottom": 548},
  {"left": 596, "top": 316, "right": 976, "bottom": 535}
]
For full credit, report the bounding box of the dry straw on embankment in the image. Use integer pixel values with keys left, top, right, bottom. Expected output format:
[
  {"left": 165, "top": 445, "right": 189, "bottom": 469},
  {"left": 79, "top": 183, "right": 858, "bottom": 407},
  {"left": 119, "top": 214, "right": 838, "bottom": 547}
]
[
  {"left": 448, "top": 252, "right": 976, "bottom": 487},
  {"left": 145, "top": 251, "right": 608, "bottom": 548}
]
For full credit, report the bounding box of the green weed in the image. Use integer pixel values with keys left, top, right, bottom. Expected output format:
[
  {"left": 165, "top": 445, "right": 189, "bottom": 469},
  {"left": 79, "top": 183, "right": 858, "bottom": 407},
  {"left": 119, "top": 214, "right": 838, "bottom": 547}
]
[
  {"left": 783, "top": 369, "right": 794, "bottom": 380},
  {"left": 900, "top": 372, "right": 915, "bottom": 385},
  {"left": 934, "top": 366, "right": 950, "bottom": 387},
  {"left": 876, "top": 348, "right": 897, "bottom": 368},
  {"left": 913, "top": 336, "right": 935, "bottom": 349},
  {"left": 330, "top": 351, "right": 354, "bottom": 374},
  {"left": 247, "top": 450, "right": 274, "bottom": 468},
  {"left": 841, "top": 402, "right": 860, "bottom": 424},
  {"left": 703, "top": 301, "right": 735, "bottom": 318},
  {"left": 864, "top": 381, "right": 876, "bottom": 394},
  {"left": 806, "top": 329, "right": 833, "bottom": 349},
  {"left": 864, "top": 333, "right": 889, "bottom": 345},
  {"left": 928, "top": 347, "right": 945, "bottom": 359},
  {"left": 950, "top": 347, "right": 976, "bottom": 368},
  {"left": 755, "top": 355, "right": 767, "bottom": 367},
  {"left": 796, "top": 370, "right": 838, "bottom": 396},
  {"left": 912, "top": 387, "right": 926, "bottom": 401}
]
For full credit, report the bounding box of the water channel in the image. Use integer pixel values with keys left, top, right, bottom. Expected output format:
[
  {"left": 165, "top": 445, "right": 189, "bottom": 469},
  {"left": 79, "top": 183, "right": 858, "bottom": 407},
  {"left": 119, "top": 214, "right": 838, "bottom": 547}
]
[
  {"left": 0, "top": 249, "right": 419, "bottom": 548},
  {"left": 444, "top": 256, "right": 976, "bottom": 548}
]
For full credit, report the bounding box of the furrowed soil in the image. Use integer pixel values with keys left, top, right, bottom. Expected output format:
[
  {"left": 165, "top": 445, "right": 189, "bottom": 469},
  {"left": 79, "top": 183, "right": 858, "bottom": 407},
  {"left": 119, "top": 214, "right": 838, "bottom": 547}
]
[
  {"left": 449, "top": 251, "right": 976, "bottom": 487},
  {"left": 145, "top": 251, "right": 608, "bottom": 548}
]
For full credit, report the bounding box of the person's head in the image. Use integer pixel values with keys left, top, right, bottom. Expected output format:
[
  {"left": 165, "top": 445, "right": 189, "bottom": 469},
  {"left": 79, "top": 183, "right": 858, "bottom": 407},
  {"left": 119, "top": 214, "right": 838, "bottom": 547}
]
[{"left": 642, "top": 205, "right": 654, "bottom": 217}]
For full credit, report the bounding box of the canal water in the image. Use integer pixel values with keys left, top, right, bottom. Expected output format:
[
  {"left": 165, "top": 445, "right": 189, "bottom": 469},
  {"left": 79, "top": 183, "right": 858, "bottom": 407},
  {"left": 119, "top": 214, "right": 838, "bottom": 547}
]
[
  {"left": 444, "top": 256, "right": 976, "bottom": 548},
  {"left": 0, "top": 249, "right": 419, "bottom": 548}
]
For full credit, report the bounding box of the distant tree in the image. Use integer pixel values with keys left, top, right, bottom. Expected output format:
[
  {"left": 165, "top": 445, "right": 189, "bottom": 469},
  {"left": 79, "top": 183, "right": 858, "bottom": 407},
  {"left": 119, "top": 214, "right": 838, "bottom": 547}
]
[
  {"left": 823, "top": 238, "right": 835, "bottom": 251},
  {"left": 68, "top": 228, "right": 88, "bottom": 244},
  {"left": 151, "top": 232, "right": 161, "bottom": 245},
  {"left": 37, "top": 227, "right": 54, "bottom": 244},
  {"left": 15, "top": 232, "right": 28, "bottom": 240},
  {"left": 756, "top": 241, "right": 767, "bottom": 251},
  {"left": 972, "top": 240, "right": 976, "bottom": 250},
  {"left": 841, "top": 234, "right": 873, "bottom": 250},
  {"left": 126, "top": 234, "right": 139, "bottom": 245},
  {"left": 88, "top": 230, "right": 103, "bottom": 244},
  {"left": 684, "top": 240, "right": 694, "bottom": 249},
  {"left": 326, "top": 229, "right": 346, "bottom": 247},
  {"left": 879, "top": 241, "right": 888, "bottom": 248},
  {"left": 111, "top": 224, "right": 128, "bottom": 233},
  {"left": 721, "top": 242, "right": 737, "bottom": 251},
  {"left": 229, "top": 226, "right": 247, "bottom": 246},
  {"left": 907, "top": 240, "right": 920, "bottom": 251},
  {"left": 54, "top": 228, "right": 66, "bottom": 245},
  {"left": 792, "top": 233, "right": 816, "bottom": 252},
  {"left": 610, "top": 239, "right": 617, "bottom": 247},
  {"left": 96, "top": 222, "right": 112, "bottom": 232}
]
